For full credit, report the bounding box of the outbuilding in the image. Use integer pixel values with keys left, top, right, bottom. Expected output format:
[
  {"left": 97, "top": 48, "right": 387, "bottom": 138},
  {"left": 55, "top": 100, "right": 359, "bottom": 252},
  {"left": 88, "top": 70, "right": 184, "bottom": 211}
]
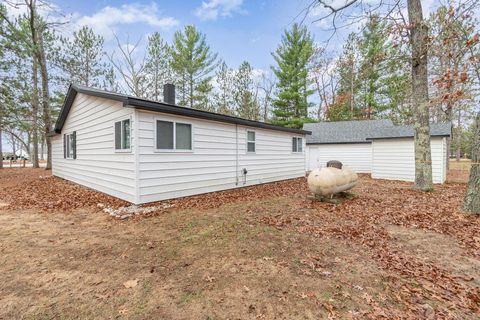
[
  {"left": 304, "top": 120, "right": 394, "bottom": 173},
  {"left": 303, "top": 120, "right": 451, "bottom": 184},
  {"left": 367, "top": 123, "right": 451, "bottom": 184},
  {"left": 50, "top": 84, "right": 310, "bottom": 204}
]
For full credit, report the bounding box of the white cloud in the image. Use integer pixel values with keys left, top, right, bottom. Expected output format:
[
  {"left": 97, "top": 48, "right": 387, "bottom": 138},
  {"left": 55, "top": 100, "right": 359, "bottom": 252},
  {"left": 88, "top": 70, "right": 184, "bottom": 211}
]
[
  {"left": 194, "top": 0, "right": 245, "bottom": 21},
  {"left": 74, "top": 3, "right": 179, "bottom": 39}
]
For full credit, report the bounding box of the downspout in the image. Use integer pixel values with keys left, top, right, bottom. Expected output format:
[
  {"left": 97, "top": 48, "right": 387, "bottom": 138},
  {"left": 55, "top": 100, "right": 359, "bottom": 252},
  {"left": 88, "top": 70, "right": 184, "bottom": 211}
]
[{"left": 235, "top": 124, "right": 239, "bottom": 185}]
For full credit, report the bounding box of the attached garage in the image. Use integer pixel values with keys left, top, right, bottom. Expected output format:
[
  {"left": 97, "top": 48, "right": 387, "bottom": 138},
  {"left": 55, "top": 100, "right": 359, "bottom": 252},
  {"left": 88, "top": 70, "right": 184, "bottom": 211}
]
[
  {"left": 368, "top": 123, "right": 451, "bottom": 184},
  {"left": 304, "top": 120, "right": 394, "bottom": 173}
]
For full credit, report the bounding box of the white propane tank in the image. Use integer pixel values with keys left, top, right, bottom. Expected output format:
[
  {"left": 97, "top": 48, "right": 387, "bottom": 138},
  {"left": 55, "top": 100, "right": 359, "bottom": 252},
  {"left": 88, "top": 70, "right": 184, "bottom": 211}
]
[{"left": 307, "top": 166, "right": 358, "bottom": 196}]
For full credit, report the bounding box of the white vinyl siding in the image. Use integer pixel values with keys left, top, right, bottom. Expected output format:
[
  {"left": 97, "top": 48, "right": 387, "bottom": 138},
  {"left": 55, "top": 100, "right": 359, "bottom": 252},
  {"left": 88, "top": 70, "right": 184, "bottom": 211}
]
[
  {"left": 306, "top": 143, "right": 372, "bottom": 173},
  {"left": 51, "top": 93, "right": 136, "bottom": 203},
  {"left": 371, "top": 137, "right": 446, "bottom": 184},
  {"left": 52, "top": 93, "right": 306, "bottom": 205},
  {"left": 137, "top": 110, "right": 305, "bottom": 204}
]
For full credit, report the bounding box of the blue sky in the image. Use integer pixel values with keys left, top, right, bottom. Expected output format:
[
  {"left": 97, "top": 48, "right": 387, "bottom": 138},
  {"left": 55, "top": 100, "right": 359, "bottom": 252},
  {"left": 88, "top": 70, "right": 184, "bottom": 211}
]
[
  {"left": 2, "top": 0, "right": 443, "bottom": 152},
  {"left": 49, "top": 0, "right": 345, "bottom": 70}
]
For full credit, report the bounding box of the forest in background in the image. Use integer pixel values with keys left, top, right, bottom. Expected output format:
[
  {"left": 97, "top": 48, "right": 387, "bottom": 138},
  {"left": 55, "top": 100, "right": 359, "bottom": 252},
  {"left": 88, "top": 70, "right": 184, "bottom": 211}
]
[{"left": 0, "top": 0, "right": 478, "bottom": 168}]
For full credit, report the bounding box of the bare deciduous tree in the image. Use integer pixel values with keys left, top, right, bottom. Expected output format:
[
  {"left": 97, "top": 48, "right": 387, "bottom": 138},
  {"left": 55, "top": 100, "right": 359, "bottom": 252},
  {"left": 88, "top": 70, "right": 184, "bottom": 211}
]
[{"left": 108, "top": 34, "right": 148, "bottom": 97}]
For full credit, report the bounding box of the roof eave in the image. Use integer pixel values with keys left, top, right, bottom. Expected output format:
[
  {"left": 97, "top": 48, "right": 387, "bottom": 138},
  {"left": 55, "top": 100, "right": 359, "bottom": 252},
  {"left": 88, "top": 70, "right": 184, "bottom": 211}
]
[
  {"left": 366, "top": 134, "right": 451, "bottom": 140},
  {"left": 53, "top": 84, "right": 311, "bottom": 136},
  {"left": 306, "top": 141, "right": 371, "bottom": 145},
  {"left": 127, "top": 98, "right": 311, "bottom": 135}
]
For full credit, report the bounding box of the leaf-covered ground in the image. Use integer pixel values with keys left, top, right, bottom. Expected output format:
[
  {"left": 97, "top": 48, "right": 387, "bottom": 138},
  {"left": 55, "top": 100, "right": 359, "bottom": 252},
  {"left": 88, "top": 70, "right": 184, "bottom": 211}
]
[{"left": 0, "top": 168, "right": 479, "bottom": 319}]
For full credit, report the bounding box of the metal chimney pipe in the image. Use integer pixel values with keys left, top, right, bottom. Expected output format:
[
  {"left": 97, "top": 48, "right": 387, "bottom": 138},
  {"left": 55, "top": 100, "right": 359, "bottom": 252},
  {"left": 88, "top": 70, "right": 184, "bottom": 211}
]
[{"left": 163, "top": 83, "right": 175, "bottom": 105}]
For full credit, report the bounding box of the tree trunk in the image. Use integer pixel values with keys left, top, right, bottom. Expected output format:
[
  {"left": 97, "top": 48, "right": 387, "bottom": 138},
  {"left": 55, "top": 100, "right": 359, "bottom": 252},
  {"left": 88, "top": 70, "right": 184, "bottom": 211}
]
[
  {"left": 455, "top": 108, "right": 461, "bottom": 161},
  {"left": 31, "top": 54, "right": 40, "bottom": 168},
  {"left": 0, "top": 127, "right": 3, "bottom": 169},
  {"left": 38, "top": 28, "right": 52, "bottom": 170},
  {"left": 463, "top": 112, "right": 480, "bottom": 213},
  {"left": 408, "top": 0, "right": 433, "bottom": 191},
  {"left": 189, "top": 74, "right": 194, "bottom": 108},
  {"left": 11, "top": 133, "right": 16, "bottom": 161}
]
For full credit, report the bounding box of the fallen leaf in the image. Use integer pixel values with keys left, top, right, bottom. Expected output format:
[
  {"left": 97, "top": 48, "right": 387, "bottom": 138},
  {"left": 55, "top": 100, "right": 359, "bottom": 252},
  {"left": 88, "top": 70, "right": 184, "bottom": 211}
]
[{"left": 123, "top": 279, "right": 139, "bottom": 288}]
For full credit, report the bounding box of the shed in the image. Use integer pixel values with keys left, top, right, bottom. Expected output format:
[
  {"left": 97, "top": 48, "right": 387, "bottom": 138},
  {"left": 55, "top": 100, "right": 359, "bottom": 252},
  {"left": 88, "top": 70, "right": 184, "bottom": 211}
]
[
  {"left": 50, "top": 84, "right": 310, "bottom": 204},
  {"left": 367, "top": 123, "right": 452, "bottom": 184},
  {"left": 303, "top": 120, "right": 394, "bottom": 173}
]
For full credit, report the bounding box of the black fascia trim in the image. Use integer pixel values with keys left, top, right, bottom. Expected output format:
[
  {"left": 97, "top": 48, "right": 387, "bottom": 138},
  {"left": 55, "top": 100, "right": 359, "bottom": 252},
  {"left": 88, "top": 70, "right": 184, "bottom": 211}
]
[
  {"left": 127, "top": 98, "right": 311, "bottom": 135},
  {"left": 306, "top": 141, "right": 371, "bottom": 145},
  {"left": 366, "top": 134, "right": 450, "bottom": 140}
]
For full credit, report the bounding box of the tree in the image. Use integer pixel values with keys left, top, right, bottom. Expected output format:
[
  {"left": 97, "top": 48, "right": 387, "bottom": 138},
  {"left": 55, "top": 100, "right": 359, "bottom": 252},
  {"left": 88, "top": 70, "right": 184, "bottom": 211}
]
[
  {"left": 193, "top": 79, "right": 213, "bottom": 111},
  {"left": 463, "top": 112, "right": 479, "bottom": 213},
  {"left": 271, "top": 23, "right": 315, "bottom": 128},
  {"left": 56, "top": 26, "right": 109, "bottom": 88},
  {"left": 213, "top": 61, "right": 234, "bottom": 115},
  {"left": 357, "top": 14, "right": 390, "bottom": 119},
  {"left": 429, "top": 4, "right": 478, "bottom": 167},
  {"left": 307, "top": 0, "right": 434, "bottom": 190},
  {"left": 145, "top": 32, "right": 172, "bottom": 101},
  {"left": 109, "top": 34, "right": 148, "bottom": 97},
  {"left": 462, "top": 22, "right": 480, "bottom": 213},
  {"left": 233, "top": 61, "right": 260, "bottom": 120},
  {"left": 324, "top": 34, "right": 358, "bottom": 120},
  {"left": 170, "top": 25, "right": 218, "bottom": 109},
  {"left": 408, "top": 0, "right": 433, "bottom": 191},
  {"left": 256, "top": 71, "right": 275, "bottom": 122}
]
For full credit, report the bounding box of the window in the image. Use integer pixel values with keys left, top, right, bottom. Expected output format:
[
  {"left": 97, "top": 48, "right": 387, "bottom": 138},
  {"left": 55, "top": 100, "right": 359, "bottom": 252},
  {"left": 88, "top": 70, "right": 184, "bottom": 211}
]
[
  {"left": 156, "top": 120, "right": 192, "bottom": 151},
  {"left": 292, "top": 137, "right": 303, "bottom": 153},
  {"left": 247, "top": 130, "right": 255, "bottom": 153},
  {"left": 64, "top": 132, "right": 76, "bottom": 159},
  {"left": 115, "top": 119, "right": 131, "bottom": 151}
]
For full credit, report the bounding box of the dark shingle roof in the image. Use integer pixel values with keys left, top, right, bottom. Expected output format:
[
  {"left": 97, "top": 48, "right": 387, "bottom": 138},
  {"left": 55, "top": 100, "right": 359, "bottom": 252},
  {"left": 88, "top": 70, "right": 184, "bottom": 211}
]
[
  {"left": 303, "top": 119, "right": 394, "bottom": 144},
  {"left": 53, "top": 84, "right": 311, "bottom": 136},
  {"left": 366, "top": 122, "right": 452, "bottom": 139}
]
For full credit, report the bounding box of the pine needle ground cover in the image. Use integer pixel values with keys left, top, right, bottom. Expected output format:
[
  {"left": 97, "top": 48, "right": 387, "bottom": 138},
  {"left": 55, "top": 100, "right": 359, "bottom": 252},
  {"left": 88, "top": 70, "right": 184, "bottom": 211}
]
[{"left": 0, "top": 168, "right": 479, "bottom": 319}]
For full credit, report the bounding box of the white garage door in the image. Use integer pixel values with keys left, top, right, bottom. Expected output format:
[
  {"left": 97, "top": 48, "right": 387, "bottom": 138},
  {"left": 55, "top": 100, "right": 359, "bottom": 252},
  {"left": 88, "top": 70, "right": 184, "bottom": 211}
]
[{"left": 306, "top": 143, "right": 372, "bottom": 173}]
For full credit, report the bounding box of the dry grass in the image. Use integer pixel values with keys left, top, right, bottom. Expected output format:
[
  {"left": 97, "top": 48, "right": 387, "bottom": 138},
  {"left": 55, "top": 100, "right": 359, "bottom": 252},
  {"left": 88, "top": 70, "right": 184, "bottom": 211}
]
[{"left": 0, "top": 168, "right": 479, "bottom": 319}]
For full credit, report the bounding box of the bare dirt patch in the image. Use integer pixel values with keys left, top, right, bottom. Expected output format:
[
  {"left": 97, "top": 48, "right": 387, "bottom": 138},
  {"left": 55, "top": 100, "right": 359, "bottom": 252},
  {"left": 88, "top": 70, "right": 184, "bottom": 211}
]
[{"left": 0, "top": 168, "right": 479, "bottom": 319}]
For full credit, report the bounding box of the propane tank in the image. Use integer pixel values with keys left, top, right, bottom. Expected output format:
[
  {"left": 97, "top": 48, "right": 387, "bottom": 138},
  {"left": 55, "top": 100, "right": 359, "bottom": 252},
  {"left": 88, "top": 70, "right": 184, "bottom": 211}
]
[{"left": 307, "top": 166, "right": 358, "bottom": 196}]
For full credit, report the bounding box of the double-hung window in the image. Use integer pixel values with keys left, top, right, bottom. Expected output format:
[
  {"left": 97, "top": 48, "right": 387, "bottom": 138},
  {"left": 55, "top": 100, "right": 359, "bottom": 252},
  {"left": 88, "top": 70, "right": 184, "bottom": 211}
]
[
  {"left": 115, "top": 119, "right": 131, "bottom": 151},
  {"left": 156, "top": 120, "right": 192, "bottom": 151},
  {"left": 247, "top": 130, "right": 255, "bottom": 153},
  {"left": 292, "top": 137, "right": 303, "bottom": 153},
  {"left": 64, "top": 132, "right": 76, "bottom": 159}
]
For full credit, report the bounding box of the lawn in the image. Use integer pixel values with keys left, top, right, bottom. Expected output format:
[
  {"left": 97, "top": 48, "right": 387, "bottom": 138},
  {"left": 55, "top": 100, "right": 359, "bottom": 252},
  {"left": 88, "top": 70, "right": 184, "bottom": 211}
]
[{"left": 0, "top": 168, "right": 479, "bottom": 319}]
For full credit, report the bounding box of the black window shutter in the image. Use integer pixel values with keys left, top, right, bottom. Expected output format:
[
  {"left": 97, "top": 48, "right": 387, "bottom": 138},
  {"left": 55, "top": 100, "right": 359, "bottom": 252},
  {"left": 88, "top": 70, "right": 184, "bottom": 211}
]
[
  {"left": 63, "top": 134, "right": 66, "bottom": 159},
  {"left": 72, "top": 131, "right": 77, "bottom": 159}
]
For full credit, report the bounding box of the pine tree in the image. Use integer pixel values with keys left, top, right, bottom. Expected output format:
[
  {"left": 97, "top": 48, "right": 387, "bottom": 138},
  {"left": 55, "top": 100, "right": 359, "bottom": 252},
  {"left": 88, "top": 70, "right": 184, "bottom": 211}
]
[
  {"left": 170, "top": 25, "right": 218, "bottom": 108},
  {"left": 213, "top": 61, "right": 234, "bottom": 115},
  {"left": 145, "top": 32, "right": 172, "bottom": 101},
  {"left": 233, "top": 61, "right": 260, "bottom": 120},
  {"left": 271, "top": 23, "right": 314, "bottom": 128},
  {"left": 327, "top": 33, "right": 359, "bottom": 121},
  {"left": 57, "top": 26, "right": 109, "bottom": 88},
  {"left": 193, "top": 79, "right": 213, "bottom": 111},
  {"left": 357, "top": 15, "right": 391, "bottom": 119}
]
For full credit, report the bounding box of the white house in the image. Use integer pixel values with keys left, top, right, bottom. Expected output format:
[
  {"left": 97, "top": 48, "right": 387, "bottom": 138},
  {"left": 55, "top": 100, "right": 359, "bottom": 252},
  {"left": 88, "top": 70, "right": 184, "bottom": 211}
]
[
  {"left": 303, "top": 120, "right": 394, "bottom": 173},
  {"left": 303, "top": 120, "right": 451, "bottom": 184},
  {"left": 50, "top": 84, "right": 310, "bottom": 204}
]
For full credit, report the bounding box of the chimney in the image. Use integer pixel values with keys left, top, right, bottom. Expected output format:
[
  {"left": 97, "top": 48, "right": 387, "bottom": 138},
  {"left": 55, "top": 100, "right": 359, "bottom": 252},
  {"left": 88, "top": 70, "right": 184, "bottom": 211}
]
[{"left": 163, "top": 83, "right": 175, "bottom": 105}]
